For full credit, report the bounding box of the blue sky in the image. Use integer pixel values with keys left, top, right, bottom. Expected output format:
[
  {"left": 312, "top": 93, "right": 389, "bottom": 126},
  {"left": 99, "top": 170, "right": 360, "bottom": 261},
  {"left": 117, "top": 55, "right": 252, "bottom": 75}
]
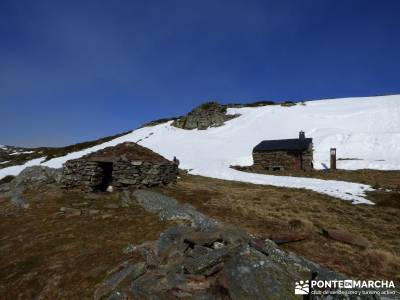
[{"left": 1, "top": 0, "right": 399, "bottom": 147}]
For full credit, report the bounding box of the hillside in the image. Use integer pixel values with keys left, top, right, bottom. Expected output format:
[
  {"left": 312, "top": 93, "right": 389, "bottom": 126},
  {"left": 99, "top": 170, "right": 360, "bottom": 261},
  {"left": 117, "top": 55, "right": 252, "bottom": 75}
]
[{"left": 1, "top": 95, "right": 400, "bottom": 204}]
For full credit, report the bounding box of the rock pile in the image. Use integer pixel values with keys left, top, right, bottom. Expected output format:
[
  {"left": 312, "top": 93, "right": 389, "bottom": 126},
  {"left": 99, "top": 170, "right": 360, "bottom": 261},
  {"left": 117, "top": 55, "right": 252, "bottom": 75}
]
[
  {"left": 172, "top": 102, "right": 238, "bottom": 130},
  {"left": 94, "top": 191, "right": 386, "bottom": 300},
  {"left": 94, "top": 224, "right": 313, "bottom": 300}
]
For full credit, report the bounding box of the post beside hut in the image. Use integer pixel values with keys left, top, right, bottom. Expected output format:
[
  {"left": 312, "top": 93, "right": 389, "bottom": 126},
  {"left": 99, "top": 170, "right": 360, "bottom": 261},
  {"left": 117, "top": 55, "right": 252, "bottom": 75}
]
[{"left": 330, "top": 148, "right": 337, "bottom": 170}]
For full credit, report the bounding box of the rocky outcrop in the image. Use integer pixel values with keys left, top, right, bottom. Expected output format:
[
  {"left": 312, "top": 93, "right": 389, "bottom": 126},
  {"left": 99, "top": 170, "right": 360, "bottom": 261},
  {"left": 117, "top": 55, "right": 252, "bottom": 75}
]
[
  {"left": 0, "top": 166, "right": 62, "bottom": 210},
  {"left": 14, "top": 166, "right": 62, "bottom": 186},
  {"left": 94, "top": 191, "right": 388, "bottom": 300},
  {"left": 95, "top": 223, "right": 313, "bottom": 299},
  {"left": 0, "top": 165, "right": 62, "bottom": 193},
  {"left": 172, "top": 102, "right": 238, "bottom": 130}
]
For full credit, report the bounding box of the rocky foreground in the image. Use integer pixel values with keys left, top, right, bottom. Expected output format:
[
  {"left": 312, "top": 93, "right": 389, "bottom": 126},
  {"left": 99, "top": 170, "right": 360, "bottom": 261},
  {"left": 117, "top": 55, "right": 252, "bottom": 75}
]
[
  {"left": 93, "top": 190, "right": 387, "bottom": 300},
  {"left": 0, "top": 167, "right": 397, "bottom": 299}
]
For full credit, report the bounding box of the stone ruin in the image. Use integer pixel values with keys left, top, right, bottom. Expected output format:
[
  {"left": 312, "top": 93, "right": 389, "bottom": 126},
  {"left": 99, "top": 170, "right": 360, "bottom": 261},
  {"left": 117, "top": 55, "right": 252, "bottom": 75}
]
[
  {"left": 60, "top": 142, "right": 178, "bottom": 192},
  {"left": 172, "top": 101, "right": 238, "bottom": 130}
]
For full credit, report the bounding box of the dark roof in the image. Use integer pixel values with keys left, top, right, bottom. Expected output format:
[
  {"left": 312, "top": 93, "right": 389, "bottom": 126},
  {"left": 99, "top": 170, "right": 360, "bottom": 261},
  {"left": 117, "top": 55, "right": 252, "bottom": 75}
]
[{"left": 253, "top": 138, "right": 312, "bottom": 152}]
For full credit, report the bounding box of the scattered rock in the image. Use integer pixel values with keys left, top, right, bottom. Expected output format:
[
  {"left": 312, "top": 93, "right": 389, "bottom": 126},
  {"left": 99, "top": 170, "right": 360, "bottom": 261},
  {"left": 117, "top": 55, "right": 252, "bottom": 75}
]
[
  {"left": 95, "top": 192, "right": 383, "bottom": 299},
  {"left": 322, "top": 228, "right": 371, "bottom": 248},
  {"left": 59, "top": 207, "right": 81, "bottom": 217}
]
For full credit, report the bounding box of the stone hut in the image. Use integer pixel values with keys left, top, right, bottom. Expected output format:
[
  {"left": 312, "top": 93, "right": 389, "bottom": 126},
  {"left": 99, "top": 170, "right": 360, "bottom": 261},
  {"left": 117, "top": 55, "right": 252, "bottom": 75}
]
[
  {"left": 61, "top": 142, "right": 178, "bottom": 192},
  {"left": 252, "top": 131, "right": 313, "bottom": 171}
]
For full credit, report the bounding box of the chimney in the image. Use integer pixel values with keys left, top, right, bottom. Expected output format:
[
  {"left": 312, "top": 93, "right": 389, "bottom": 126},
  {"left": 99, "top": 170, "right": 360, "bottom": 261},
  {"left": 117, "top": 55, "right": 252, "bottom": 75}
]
[{"left": 299, "top": 131, "right": 305, "bottom": 140}]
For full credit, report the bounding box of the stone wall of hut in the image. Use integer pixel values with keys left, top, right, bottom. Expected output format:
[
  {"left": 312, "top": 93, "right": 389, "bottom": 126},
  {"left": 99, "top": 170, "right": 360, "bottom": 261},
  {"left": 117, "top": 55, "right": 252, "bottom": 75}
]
[
  {"left": 61, "top": 159, "right": 178, "bottom": 192},
  {"left": 252, "top": 150, "right": 313, "bottom": 171}
]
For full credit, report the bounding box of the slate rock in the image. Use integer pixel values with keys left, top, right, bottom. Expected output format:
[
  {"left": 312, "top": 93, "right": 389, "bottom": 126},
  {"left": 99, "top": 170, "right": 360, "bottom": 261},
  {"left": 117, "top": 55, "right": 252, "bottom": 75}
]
[
  {"left": 184, "top": 246, "right": 234, "bottom": 275},
  {"left": 157, "top": 226, "right": 193, "bottom": 260},
  {"left": 221, "top": 248, "right": 310, "bottom": 300},
  {"left": 322, "top": 228, "right": 371, "bottom": 248},
  {"left": 94, "top": 261, "right": 146, "bottom": 300}
]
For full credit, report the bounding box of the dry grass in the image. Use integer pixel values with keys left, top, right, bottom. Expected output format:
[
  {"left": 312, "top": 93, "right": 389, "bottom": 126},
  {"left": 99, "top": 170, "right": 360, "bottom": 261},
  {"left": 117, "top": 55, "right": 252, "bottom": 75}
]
[
  {"left": 0, "top": 186, "right": 173, "bottom": 299},
  {"left": 162, "top": 173, "right": 400, "bottom": 283},
  {"left": 364, "top": 249, "right": 400, "bottom": 271}
]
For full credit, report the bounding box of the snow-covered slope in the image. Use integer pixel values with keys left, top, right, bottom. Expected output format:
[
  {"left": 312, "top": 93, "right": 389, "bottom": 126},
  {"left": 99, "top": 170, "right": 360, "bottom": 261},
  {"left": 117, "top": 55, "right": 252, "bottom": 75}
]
[{"left": 1, "top": 95, "right": 400, "bottom": 204}]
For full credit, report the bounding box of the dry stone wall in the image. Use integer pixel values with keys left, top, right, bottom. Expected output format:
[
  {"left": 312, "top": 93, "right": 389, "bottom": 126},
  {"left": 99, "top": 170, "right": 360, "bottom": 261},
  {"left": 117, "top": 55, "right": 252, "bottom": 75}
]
[
  {"left": 61, "top": 159, "right": 178, "bottom": 192},
  {"left": 253, "top": 150, "right": 313, "bottom": 171}
]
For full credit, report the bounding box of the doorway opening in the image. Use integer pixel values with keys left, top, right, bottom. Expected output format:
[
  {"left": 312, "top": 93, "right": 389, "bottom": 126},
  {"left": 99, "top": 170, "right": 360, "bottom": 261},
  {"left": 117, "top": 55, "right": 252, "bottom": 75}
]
[{"left": 95, "top": 162, "right": 113, "bottom": 192}]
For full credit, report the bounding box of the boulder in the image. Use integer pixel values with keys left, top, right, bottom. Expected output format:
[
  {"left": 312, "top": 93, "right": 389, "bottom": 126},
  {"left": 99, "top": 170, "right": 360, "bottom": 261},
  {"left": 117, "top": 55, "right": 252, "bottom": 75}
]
[{"left": 14, "top": 166, "right": 62, "bottom": 187}]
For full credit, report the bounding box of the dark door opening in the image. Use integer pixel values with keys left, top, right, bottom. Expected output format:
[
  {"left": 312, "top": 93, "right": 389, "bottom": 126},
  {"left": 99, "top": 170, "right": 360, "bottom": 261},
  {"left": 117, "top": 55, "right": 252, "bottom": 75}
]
[{"left": 96, "top": 162, "right": 113, "bottom": 192}]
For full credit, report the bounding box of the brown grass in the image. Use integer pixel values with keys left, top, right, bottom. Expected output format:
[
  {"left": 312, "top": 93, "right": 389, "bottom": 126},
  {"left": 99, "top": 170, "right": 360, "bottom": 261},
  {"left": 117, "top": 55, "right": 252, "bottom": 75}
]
[
  {"left": 364, "top": 249, "right": 400, "bottom": 272},
  {"left": 0, "top": 186, "right": 173, "bottom": 299},
  {"left": 162, "top": 173, "right": 400, "bottom": 283}
]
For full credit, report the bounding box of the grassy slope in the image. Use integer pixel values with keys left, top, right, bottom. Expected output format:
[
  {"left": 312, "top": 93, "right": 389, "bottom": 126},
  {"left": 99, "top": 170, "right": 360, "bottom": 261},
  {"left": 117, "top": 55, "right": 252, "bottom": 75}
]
[{"left": 162, "top": 172, "right": 400, "bottom": 284}]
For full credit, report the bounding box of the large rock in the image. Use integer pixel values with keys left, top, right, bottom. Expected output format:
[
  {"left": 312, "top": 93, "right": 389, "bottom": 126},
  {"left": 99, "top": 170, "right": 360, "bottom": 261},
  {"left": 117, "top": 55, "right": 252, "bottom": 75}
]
[
  {"left": 172, "top": 102, "right": 238, "bottom": 130},
  {"left": 220, "top": 247, "right": 310, "bottom": 300},
  {"left": 14, "top": 166, "right": 62, "bottom": 188},
  {"left": 0, "top": 166, "right": 62, "bottom": 209}
]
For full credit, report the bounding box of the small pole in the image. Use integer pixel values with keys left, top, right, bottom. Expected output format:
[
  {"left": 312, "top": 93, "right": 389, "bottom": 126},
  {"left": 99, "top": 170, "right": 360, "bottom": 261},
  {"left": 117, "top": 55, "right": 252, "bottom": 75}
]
[{"left": 330, "top": 148, "right": 336, "bottom": 170}]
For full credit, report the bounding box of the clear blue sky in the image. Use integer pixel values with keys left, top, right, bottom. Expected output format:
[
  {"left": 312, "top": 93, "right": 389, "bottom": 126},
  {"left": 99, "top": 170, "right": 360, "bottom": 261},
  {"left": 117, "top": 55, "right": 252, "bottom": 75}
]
[{"left": 1, "top": 0, "right": 399, "bottom": 147}]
